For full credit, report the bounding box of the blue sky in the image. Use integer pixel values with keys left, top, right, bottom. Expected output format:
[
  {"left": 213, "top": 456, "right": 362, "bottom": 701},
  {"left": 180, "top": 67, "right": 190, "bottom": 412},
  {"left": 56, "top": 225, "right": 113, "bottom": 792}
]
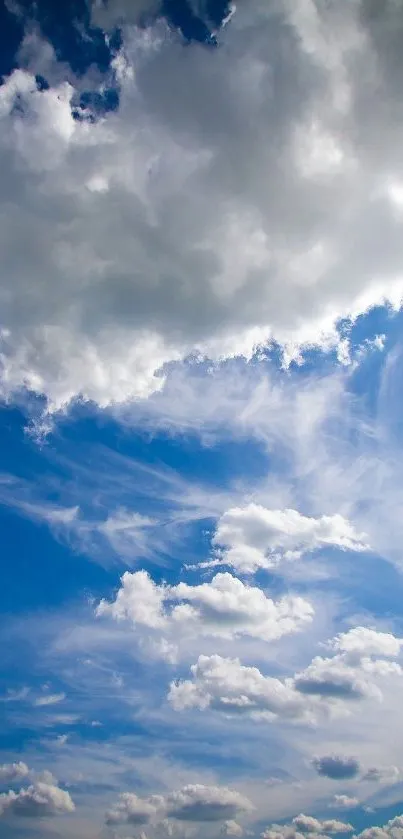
[{"left": 3, "top": 1, "right": 403, "bottom": 838}]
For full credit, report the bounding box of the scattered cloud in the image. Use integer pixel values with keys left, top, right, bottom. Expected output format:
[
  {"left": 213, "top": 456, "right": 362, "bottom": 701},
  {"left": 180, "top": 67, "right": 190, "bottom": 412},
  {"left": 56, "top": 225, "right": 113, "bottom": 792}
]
[
  {"left": 34, "top": 692, "right": 66, "bottom": 707},
  {"left": 355, "top": 815, "right": 403, "bottom": 839},
  {"left": 96, "top": 570, "right": 314, "bottom": 651},
  {"left": 332, "top": 796, "right": 360, "bottom": 810},
  {"left": 262, "top": 814, "right": 353, "bottom": 839},
  {"left": 362, "top": 767, "right": 400, "bottom": 785},
  {"left": 106, "top": 784, "right": 253, "bottom": 826},
  {"left": 0, "top": 762, "right": 29, "bottom": 783},
  {"left": 0, "top": 781, "right": 75, "bottom": 818},
  {"left": 209, "top": 505, "right": 368, "bottom": 574},
  {"left": 169, "top": 626, "right": 403, "bottom": 722},
  {"left": 312, "top": 757, "right": 361, "bottom": 781}
]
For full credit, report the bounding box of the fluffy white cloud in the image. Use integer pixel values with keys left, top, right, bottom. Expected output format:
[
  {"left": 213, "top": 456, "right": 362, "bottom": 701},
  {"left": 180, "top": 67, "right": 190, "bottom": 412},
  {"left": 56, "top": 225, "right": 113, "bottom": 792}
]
[
  {"left": 0, "top": 782, "right": 75, "bottom": 818},
  {"left": 96, "top": 570, "right": 314, "bottom": 646},
  {"left": 221, "top": 820, "right": 244, "bottom": 836},
  {"left": 332, "top": 796, "right": 359, "bottom": 810},
  {"left": 106, "top": 792, "right": 160, "bottom": 825},
  {"left": 0, "top": 762, "right": 29, "bottom": 783},
  {"left": 169, "top": 626, "right": 403, "bottom": 721},
  {"left": 210, "top": 505, "right": 368, "bottom": 573},
  {"left": 292, "top": 815, "right": 352, "bottom": 833},
  {"left": 106, "top": 784, "right": 253, "bottom": 826},
  {"left": 168, "top": 654, "right": 309, "bottom": 721},
  {"left": 355, "top": 815, "right": 403, "bottom": 839},
  {"left": 294, "top": 627, "right": 403, "bottom": 702},
  {"left": 164, "top": 785, "right": 253, "bottom": 822},
  {"left": 329, "top": 628, "right": 403, "bottom": 661},
  {"left": 3, "top": 2, "right": 403, "bottom": 410},
  {"left": 262, "top": 814, "right": 353, "bottom": 839}
]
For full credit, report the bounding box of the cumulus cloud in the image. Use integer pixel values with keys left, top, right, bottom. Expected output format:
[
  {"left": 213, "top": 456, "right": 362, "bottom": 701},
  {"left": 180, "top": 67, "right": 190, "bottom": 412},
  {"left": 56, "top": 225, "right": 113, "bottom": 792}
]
[
  {"left": 168, "top": 653, "right": 310, "bottom": 721},
  {"left": 3, "top": 2, "right": 403, "bottom": 411},
  {"left": 332, "top": 796, "right": 360, "bottom": 810},
  {"left": 221, "top": 820, "right": 244, "bottom": 836},
  {"left": 329, "top": 628, "right": 403, "bottom": 661},
  {"left": 105, "top": 784, "right": 253, "bottom": 826},
  {"left": 292, "top": 815, "right": 352, "bottom": 833},
  {"left": 210, "top": 505, "right": 368, "bottom": 573},
  {"left": 164, "top": 785, "right": 253, "bottom": 822},
  {"left": 262, "top": 814, "right": 353, "bottom": 839},
  {"left": 0, "top": 782, "right": 75, "bottom": 818},
  {"left": 312, "top": 756, "right": 361, "bottom": 781},
  {"left": 294, "top": 627, "right": 403, "bottom": 702},
  {"left": 96, "top": 570, "right": 314, "bottom": 648},
  {"left": 355, "top": 815, "right": 403, "bottom": 839},
  {"left": 0, "top": 762, "right": 29, "bottom": 783},
  {"left": 106, "top": 792, "right": 160, "bottom": 825},
  {"left": 169, "top": 626, "right": 403, "bottom": 721},
  {"left": 0, "top": 762, "right": 57, "bottom": 787}
]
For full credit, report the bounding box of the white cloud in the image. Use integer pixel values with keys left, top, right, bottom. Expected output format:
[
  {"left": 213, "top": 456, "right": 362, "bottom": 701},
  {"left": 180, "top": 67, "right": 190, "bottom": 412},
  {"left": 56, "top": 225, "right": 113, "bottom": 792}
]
[
  {"left": 106, "top": 792, "right": 159, "bottom": 825},
  {"left": 221, "top": 820, "right": 244, "bottom": 836},
  {"left": 106, "top": 784, "right": 253, "bottom": 826},
  {"left": 362, "top": 766, "right": 400, "bottom": 785},
  {"left": 262, "top": 814, "right": 353, "bottom": 839},
  {"left": 294, "top": 627, "right": 403, "bottom": 702},
  {"left": 292, "top": 815, "right": 352, "bottom": 834},
  {"left": 34, "top": 692, "right": 66, "bottom": 707},
  {"left": 168, "top": 654, "right": 310, "bottom": 722},
  {"left": 96, "top": 570, "right": 314, "bottom": 647},
  {"left": 332, "top": 796, "right": 359, "bottom": 810},
  {"left": 329, "top": 628, "right": 403, "bottom": 661},
  {"left": 355, "top": 815, "right": 403, "bottom": 839},
  {"left": 210, "top": 505, "right": 368, "bottom": 573},
  {"left": 164, "top": 785, "right": 253, "bottom": 822},
  {"left": 0, "top": 762, "right": 29, "bottom": 783},
  {"left": 3, "top": 2, "right": 403, "bottom": 411},
  {"left": 169, "top": 626, "right": 403, "bottom": 721},
  {"left": 0, "top": 782, "right": 75, "bottom": 818}
]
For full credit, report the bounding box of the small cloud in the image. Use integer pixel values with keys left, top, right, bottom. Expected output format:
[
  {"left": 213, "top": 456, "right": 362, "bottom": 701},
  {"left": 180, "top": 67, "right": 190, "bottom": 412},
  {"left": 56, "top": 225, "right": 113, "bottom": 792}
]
[
  {"left": 312, "top": 756, "right": 361, "bottom": 780},
  {"left": 34, "top": 692, "right": 66, "bottom": 707},
  {"left": 0, "top": 762, "right": 29, "bottom": 783},
  {"left": 362, "top": 766, "right": 400, "bottom": 784},
  {"left": 55, "top": 734, "right": 69, "bottom": 746},
  {"left": 0, "top": 782, "right": 75, "bottom": 818},
  {"left": 332, "top": 795, "right": 360, "bottom": 809},
  {"left": 0, "top": 687, "right": 30, "bottom": 703}
]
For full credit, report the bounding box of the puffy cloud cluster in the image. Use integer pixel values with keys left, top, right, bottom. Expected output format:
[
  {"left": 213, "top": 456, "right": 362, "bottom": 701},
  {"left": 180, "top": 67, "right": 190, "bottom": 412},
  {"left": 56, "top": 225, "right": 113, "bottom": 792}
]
[
  {"left": 210, "top": 505, "right": 368, "bottom": 573},
  {"left": 168, "top": 627, "right": 403, "bottom": 721},
  {"left": 96, "top": 570, "right": 314, "bottom": 652},
  {"left": 262, "top": 814, "right": 353, "bottom": 839},
  {"left": 0, "top": 762, "right": 57, "bottom": 787},
  {"left": 0, "top": 781, "right": 75, "bottom": 818},
  {"left": 3, "top": 1, "right": 403, "bottom": 411},
  {"left": 263, "top": 814, "right": 403, "bottom": 839},
  {"left": 294, "top": 627, "right": 403, "bottom": 701},
  {"left": 355, "top": 815, "right": 403, "bottom": 839},
  {"left": 0, "top": 762, "right": 29, "bottom": 783},
  {"left": 105, "top": 783, "right": 253, "bottom": 826},
  {"left": 332, "top": 796, "right": 359, "bottom": 810}
]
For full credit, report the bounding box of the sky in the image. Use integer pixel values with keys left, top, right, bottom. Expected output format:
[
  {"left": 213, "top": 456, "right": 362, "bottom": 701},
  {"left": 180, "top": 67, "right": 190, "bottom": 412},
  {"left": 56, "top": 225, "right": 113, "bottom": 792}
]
[{"left": 4, "top": 0, "right": 403, "bottom": 838}]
